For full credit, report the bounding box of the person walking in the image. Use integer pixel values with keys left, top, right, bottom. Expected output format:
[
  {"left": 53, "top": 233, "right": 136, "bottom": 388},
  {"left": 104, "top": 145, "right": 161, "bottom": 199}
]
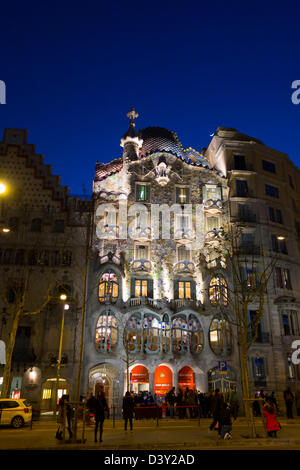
[
  {"left": 94, "top": 390, "right": 108, "bottom": 443},
  {"left": 123, "top": 391, "right": 135, "bottom": 432},
  {"left": 209, "top": 389, "right": 224, "bottom": 436},
  {"left": 262, "top": 402, "right": 281, "bottom": 438},
  {"left": 219, "top": 402, "right": 232, "bottom": 440},
  {"left": 56, "top": 394, "right": 72, "bottom": 440},
  {"left": 283, "top": 387, "right": 295, "bottom": 419}
]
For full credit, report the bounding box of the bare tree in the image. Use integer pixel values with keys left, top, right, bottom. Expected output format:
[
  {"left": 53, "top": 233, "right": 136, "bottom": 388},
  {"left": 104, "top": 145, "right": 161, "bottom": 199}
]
[
  {"left": 0, "top": 265, "right": 55, "bottom": 398},
  {"left": 205, "top": 223, "right": 277, "bottom": 435}
]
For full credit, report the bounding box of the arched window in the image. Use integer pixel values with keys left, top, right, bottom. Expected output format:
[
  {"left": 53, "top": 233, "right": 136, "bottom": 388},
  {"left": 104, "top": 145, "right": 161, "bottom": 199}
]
[
  {"left": 99, "top": 270, "right": 119, "bottom": 303},
  {"left": 124, "top": 315, "right": 143, "bottom": 353},
  {"left": 209, "top": 276, "right": 228, "bottom": 305},
  {"left": 209, "top": 314, "right": 232, "bottom": 356},
  {"left": 143, "top": 315, "right": 160, "bottom": 353},
  {"left": 172, "top": 316, "right": 188, "bottom": 353},
  {"left": 188, "top": 314, "right": 203, "bottom": 354},
  {"left": 95, "top": 311, "right": 118, "bottom": 352}
]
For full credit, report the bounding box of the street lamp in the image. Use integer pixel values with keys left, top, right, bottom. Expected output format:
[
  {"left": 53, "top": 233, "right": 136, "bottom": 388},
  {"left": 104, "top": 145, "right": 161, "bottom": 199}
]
[
  {"left": 0, "top": 183, "right": 7, "bottom": 194},
  {"left": 54, "top": 295, "right": 69, "bottom": 415}
]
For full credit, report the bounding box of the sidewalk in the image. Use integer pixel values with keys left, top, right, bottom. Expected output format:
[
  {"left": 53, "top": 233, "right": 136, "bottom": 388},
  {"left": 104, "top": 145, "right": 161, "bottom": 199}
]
[{"left": 1, "top": 417, "right": 300, "bottom": 450}]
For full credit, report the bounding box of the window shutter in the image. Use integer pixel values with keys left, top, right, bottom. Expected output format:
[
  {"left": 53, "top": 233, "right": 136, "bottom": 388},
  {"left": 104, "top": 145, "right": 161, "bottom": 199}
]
[
  {"left": 130, "top": 278, "right": 136, "bottom": 298},
  {"left": 148, "top": 279, "right": 153, "bottom": 298},
  {"left": 191, "top": 281, "right": 196, "bottom": 300},
  {"left": 174, "top": 280, "right": 179, "bottom": 299}
]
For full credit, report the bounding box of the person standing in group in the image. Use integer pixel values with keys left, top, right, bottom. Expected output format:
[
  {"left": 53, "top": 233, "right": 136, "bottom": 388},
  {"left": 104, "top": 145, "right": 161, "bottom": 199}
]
[
  {"left": 123, "top": 391, "right": 135, "bottom": 432},
  {"left": 283, "top": 387, "right": 295, "bottom": 419},
  {"left": 262, "top": 402, "right": 281, "bottom": 438},
  {"left": 166, "top": 387, "right": 176, "bottom": 418},
  {"left": 94, "top": 390, "right": 108, "bottom": 443}
]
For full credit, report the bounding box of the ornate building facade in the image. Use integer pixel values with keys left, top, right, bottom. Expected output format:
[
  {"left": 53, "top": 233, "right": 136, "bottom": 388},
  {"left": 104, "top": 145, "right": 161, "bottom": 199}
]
[
  {"left": 1, "top": 112, "right": 300, "bottom": 414},
  {"left": 81, "top": 110, "right": 300, "bottom": 411}
]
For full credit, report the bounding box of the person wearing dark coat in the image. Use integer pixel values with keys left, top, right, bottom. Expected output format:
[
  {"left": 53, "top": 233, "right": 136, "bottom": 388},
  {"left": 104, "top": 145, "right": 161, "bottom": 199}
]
[
  {"left": 209, "top": 389, "right": 224, "bottom": 435},
  {"left": 94, "top": 391, "right": 108, "bottom": 443},
  {"left": 123, "top": 391, "right": 135, "bottom": 431},
  {"left": 219, "top": 402, "right": 232, "bottom": 439}
]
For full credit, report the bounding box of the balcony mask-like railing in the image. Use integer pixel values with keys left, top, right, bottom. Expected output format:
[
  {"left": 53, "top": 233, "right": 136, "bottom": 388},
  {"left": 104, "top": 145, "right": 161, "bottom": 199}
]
[
  {"left": 203, "top": 199, "right": 223, "bottom": 211},
  {"left": 131, "top": 258, "right": 152, "bottom": 272},
  {"left": 205, "top": 228, "right": 224, "bottom": 242},
  {"left": 174, "top": 226, "right": 194, "bottom": 241},
  {"left": 173, "top": 260, "right": 195, "bottom": 274},
  {"left": 99, "top": 224, "right": 119, "bottom": 239},
  {"left": 131, "top": 225, "right": 152, "bottom": 240}
]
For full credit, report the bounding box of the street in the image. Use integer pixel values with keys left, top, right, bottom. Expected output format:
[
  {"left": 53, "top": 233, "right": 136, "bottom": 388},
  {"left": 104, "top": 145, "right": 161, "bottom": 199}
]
[{"left": 1, "top": 416, "right": 300, "bottom": 450}]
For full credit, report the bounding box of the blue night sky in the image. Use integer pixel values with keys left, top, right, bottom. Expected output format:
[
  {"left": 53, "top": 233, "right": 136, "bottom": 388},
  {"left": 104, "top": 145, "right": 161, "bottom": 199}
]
[{"left": 1, "top": 0, "right": 300, "bottom": 197}]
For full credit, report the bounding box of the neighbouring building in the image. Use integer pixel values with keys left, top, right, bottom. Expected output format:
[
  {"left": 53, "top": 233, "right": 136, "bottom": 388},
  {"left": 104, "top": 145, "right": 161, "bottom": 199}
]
[{"left": 1, "top": 112, "right": 300, "bottom": 415}]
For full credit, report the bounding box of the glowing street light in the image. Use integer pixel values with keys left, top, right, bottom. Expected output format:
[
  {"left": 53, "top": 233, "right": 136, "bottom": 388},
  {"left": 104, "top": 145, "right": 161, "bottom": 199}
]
[{"left": 0, "top": 183, "right": 7, "bottom": 194}]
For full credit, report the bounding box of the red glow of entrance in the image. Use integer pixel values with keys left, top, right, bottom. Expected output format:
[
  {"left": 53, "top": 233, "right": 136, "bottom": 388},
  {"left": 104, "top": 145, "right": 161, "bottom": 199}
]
[{"left": 154, "top": 365, "right": 172, "bottom": 396}]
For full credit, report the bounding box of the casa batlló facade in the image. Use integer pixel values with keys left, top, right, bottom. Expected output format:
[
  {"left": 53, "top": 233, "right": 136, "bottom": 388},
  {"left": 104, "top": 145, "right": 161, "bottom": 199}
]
[{"left": 1, "top": 111, "right": 300, "bottom": 414}]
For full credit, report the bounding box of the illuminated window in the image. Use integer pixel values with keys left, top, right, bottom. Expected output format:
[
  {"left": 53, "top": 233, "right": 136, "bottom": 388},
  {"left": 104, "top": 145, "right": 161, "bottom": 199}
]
[
  {"left": 209, "top": 277, "right": 228, "bottom": 305},
  {"left": 99, "top": 271, "right": 119, "bottom": 303},
  {"left": 178, "top": 281, "right": 191, "bottom": 299},
  {"left": 42, "top": 389, "right": 52, "bottom": 399},
  {"left": 172, "top": 316, "right": 188, "bottom": 353},
  {"left": 135, "top": 279, "right": 148, "bottom": 297},
  {"left": 143, "top": 315, "right": 160, "bottom": 353},
  {"left": 209, "top": 314, "right": 231, "bottom": 356},
  {"left": 188, "top": 315, "right": 203, "bottom": 354},
  {"left": 136, "top": 184, "right": 149, "bottom": 202},
  {"left": 124, "top": 315, "right": 143, "bottom": 353},
  {"left": 176, "top": 187, "right": 189, "bottom": 204},
  {"left": 95, "top": 312, "right": 118, "bottom": 352}
]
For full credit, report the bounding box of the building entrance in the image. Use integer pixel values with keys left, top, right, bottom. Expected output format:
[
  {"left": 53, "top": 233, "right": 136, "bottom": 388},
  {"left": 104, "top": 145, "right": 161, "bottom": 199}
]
[
  {"left": 178, "top": 366, "right": 195, "bottom": 390},
  {"left": 154, "top": 365, "right": 173, "bottom": 400},
  {"left": 89, "top": 364, "right": 120, "bottom": 409},
  {"left": 130, "top": 365, "right": 149, "bottom": 393}
]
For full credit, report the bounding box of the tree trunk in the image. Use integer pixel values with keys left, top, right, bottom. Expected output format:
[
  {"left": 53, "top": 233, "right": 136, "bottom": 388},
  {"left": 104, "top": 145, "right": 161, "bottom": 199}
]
[{"left": 1, "top": 310, "right": 21, "bottom": 398}]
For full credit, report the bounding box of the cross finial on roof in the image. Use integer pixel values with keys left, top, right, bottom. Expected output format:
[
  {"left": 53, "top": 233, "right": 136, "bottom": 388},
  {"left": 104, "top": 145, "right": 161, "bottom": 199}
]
[{"left": 126, "top": 107, "right": 139, "bottom": 124}]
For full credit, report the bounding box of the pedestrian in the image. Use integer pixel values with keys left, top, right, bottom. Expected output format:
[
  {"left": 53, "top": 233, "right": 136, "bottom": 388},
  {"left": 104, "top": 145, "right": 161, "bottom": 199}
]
[
  {"left": 219, "top": 402, "right": 232, "bottom": 440},
  {"left": 56, "top": 394, "right": 72, "bottom": 440},
  {"left": 86, "top": 392, "right": 97, "bottom": 425},
  {"left": 283, "top": 387, "right": 294, "bottom": 419},
  {"left": 166, "top": 387, "right": 176, "bottom": 418},
  {"left": 94, "top": 390, "right": 108, "bottom": 443},
  {"left": 252, "top": 394, "right": 261, "bottom": 417},
  {"left": 262, "top": 402, "right": 281, "bottom": 438},
  {"left": 209, "top": 389, "right": 224, "bottom": 436},
  {"left": 295, "top": 387, "right": 300, "bottom": 416},
  {"left": 123, "top": 391, "right": 135, "bottom": 432}
]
